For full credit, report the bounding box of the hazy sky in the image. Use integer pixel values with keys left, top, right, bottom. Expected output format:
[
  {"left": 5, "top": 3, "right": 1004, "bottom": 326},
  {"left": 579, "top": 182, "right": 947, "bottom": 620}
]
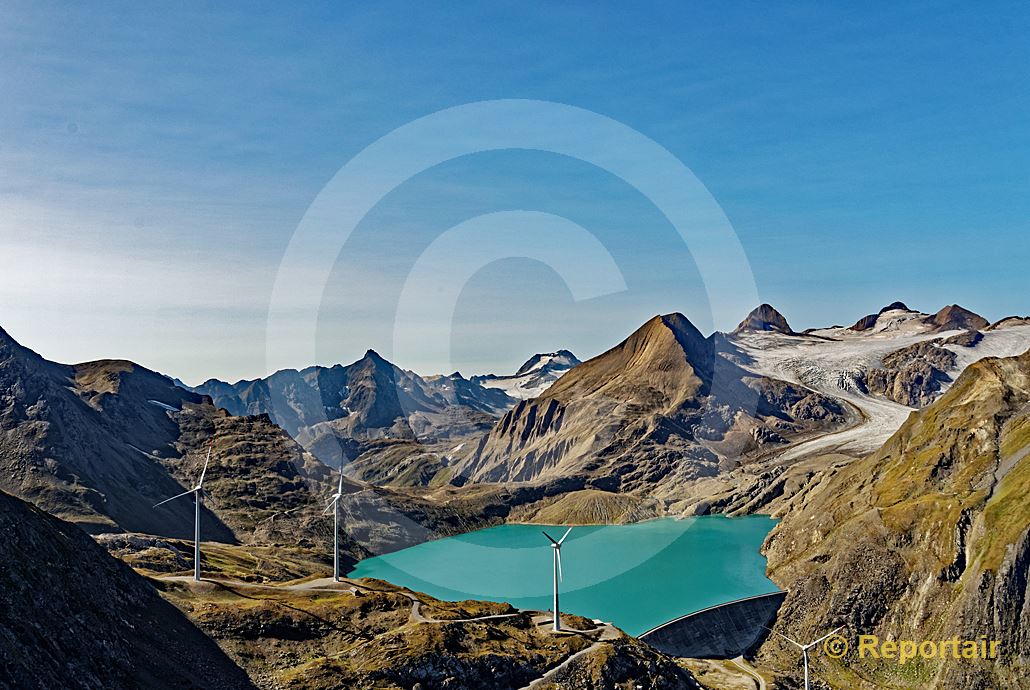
[{"left": 2, "top": 2, "right": 1028, "bottom": 384}]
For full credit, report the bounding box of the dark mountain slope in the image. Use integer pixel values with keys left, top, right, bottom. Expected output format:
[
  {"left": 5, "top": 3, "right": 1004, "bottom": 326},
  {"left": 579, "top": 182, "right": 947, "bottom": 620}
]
[
  {"left": 0, "top": 489, "right": 254, "bottom": 690},
  {"left": 0, "top": 326, "right": 357, "bottom": 548},
  {"left": 0, "top": 326, "right": 225, "bottom": 535}
]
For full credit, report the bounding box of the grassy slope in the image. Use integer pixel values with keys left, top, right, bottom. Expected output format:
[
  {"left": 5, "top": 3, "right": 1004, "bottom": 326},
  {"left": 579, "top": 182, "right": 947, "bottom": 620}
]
[{"left": 760, "top": 350, "right": 1030, "bottom": 689}]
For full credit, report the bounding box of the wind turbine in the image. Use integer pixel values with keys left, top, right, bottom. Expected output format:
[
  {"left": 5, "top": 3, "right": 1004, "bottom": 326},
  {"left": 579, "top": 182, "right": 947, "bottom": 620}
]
[
  {"left": 769, "top": 626, "right": 844, "bottom": 690},
  {"left": 323, "top": 465, "right": 347, "bottom": 582},
  {"left": 541, "top": 527, "right": 573, "bottom": 632},
  {"left": 154, "top": 439, "right": 213, "bottom": 582}
]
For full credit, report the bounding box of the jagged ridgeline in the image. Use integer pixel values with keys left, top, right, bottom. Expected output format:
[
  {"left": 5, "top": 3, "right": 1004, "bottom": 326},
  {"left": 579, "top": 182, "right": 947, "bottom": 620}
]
[
  {"left": 0, "top": 324, "right": 333, "bottom": 539},
  {"left": 0, "top": 326, "right": 490, "bottom": 562}
]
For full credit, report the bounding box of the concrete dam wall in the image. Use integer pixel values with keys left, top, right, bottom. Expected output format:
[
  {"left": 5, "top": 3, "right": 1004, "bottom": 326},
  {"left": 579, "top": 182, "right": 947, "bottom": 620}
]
[{"left": 638, "top": 591, "right": 787, "bottom": 659}]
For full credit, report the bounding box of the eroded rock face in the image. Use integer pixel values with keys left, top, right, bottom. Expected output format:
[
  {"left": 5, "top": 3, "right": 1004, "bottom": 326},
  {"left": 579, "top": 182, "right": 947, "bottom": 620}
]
[{"left": 864, "top": 338, "right": 957, "bottom": 407}]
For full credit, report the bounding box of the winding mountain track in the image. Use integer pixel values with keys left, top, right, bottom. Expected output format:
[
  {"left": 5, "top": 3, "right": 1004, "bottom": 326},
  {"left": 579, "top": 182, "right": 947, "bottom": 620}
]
[
  {"left": 163, "top": 575, "right": 629, "bottom": 688},
  {"left": 517, "top": 620, "right": 621, "bottom": 690},
  {"left": 163, "top": 574, "right": 522, "bottom": 625},
  {"left": 729, "top": 655, "right": 766, "bottom": 690}
]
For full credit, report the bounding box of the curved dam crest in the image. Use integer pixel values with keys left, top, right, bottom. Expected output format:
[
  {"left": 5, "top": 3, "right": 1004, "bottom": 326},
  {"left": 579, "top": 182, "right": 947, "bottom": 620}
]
[{"left": 348, "top": 515, "right": 779, "bottom": 637}]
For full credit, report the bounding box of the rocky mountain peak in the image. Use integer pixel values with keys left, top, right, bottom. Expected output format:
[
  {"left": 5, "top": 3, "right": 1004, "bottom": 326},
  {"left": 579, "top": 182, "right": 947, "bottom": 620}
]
[
  {"left": 535, "top": 312, "right": 712, "bottom": 406},
  {"left": 733, "top": 304, "right": 795, "bottom": 335},
  {"left": 512, "top": 349, "right": 581, "bottom": 377},
  {"left": 361, "top": 348, "right": 390, "bottom": 365},
  {"left": 850, "top": 301, "right": 916, "bottom": 331},
  {"left": 925, "top": 304, "right": 989, "bottom": 333}
]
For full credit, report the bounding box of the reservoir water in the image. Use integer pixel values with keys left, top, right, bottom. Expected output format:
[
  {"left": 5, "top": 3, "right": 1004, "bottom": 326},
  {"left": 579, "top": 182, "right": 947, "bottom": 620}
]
[{"left": 348, "top": 515, "right": 779, "bottom": 636}]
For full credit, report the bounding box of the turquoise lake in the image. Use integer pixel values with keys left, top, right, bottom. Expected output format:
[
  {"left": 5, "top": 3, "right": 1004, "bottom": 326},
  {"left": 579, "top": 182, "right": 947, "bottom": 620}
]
[{"left": 348, "top": 515, "right": 779, "bottom": 636}]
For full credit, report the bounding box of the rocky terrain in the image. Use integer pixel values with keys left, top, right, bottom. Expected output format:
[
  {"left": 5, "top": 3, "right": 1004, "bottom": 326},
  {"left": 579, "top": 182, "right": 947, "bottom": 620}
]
[
  {"left": 759, "top": 348, "right": 1030, "bottom": 689},
  {"left": 0, "top": 326, "right": 504, "bottom": 559},
  {"left": 862, "top": 338, "right": 957, "bottom": 407},
  {"left": 159, "top": 577, "right": 701, "bottom": 690},
  {"left": 0, "top": 488, "right": 255, "bottom": 690}
]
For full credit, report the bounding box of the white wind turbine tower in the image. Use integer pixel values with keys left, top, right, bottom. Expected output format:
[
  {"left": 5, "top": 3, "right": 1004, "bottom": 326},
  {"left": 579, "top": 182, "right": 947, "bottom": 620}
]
[
  {"left": 323, "top": 465, "right": 347, "bottom": 582},
  {"left": 770, "top": 626, "right": 844, "bottom": 690},
  {"left": 541, "top": 527, "right": 573, "bottom": 632},
  {"left": 154, "top": 439, "right": 214, "bottom": 582}
]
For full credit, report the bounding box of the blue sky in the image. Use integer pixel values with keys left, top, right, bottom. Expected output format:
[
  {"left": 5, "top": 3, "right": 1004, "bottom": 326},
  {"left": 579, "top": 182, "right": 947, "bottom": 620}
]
[{"left": 1, "top": 1, "right": 1028, "bottom": 383}]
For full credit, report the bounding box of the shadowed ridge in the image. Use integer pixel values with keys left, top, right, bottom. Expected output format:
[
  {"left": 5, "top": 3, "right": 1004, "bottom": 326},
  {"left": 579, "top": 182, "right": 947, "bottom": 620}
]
[{"left": 0, "top": 489, "right": 256, "bottom": 690}]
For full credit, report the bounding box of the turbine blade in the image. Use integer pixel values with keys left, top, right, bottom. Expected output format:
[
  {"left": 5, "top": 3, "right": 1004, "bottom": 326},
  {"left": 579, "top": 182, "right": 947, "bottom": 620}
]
[
  {"left": 558, "top": 526, "right": 573, "bottom": 545},
  {"left": 323, "top": 497, "right": 339, "bottom": 514},
  {"left": 767, "top": 628, "right": 805, "bottom": 650},
  {"left": 556, "top": 548, "right": 563, "bottom": 582},
  {"left": 807, "top": 626, "right": 845, "bottom": 649},
  {"left": 337, "top": 465, "right": 345, "bottom": 494},
  {"left": 197, "top": 440, "right": 213, "bottom": 487},
  {"left": 541, "top": 530, "right": 559, "bottom": 546},
  {"left": 153, "top": 488, "right": 196, "bottom": 508}
]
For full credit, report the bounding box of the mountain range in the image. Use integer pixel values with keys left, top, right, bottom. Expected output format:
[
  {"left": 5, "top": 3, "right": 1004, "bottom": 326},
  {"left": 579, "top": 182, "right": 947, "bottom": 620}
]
[
  {"left": 4, "top": 299, "right": 1030, "bottom": 689},
  {"left": 0, "top": 326, "right": 508, "bottom": 558}
]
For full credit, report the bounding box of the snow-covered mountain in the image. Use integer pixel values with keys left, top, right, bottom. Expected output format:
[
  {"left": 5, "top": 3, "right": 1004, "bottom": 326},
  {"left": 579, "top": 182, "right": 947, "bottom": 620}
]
[
  {"left": 729, "top": 302, "right": 1030, "bottom": 458},
  {"left": 471, "top": 350, "right": 581, "bottom": 400}
]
